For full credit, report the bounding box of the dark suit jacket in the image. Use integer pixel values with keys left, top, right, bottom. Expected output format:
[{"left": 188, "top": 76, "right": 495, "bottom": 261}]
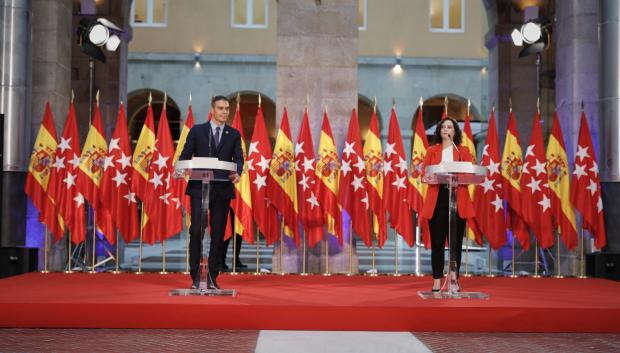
[{"left": 179, "top": 122, "right": 244, "bottom": 200}]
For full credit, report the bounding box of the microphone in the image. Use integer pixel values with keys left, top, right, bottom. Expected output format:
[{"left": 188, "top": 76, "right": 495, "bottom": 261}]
[{"left": 449, "top": 135, "right": 461, "bottom": 161}]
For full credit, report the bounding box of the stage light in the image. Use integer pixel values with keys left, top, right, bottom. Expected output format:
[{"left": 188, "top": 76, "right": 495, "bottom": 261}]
[
  {"left": 194, "top": 52, "right": 202, "bottom": 69},
  {"left": 392, "top": 57, "right": 403, "bottom": 74},
  {"left": 78, "top": 17, "right": 125, "bottom": 63},
  {"left": 510, "top": 17, "right": 551, "bottom": 58}
]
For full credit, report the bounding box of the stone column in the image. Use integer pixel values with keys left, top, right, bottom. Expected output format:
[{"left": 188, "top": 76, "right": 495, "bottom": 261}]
[
  {"left": 29, "top": 0, "right": 72, "bottom": 271},
  {"left": 275, "top": 0, "right": 358, "bottom": 273}
]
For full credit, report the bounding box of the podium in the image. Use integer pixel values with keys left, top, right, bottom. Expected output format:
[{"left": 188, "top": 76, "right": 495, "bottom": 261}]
[
  {"left": 169, "top": 157, "right": 238, "bottom": 297},
  {"left": 418, "top": 161, "right": 489, "bottom": 299}
]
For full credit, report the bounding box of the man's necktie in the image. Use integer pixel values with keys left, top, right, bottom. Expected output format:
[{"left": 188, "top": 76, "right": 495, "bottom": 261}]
[{"left": 215, "top": 126, "right": 221, "bottom": 146}]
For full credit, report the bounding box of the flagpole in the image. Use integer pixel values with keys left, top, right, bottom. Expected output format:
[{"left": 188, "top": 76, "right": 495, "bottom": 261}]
[
  {"left": 393, "top": 232, "right": 400, "bottom": 276},
  {"left": 253, "top": 225, "right": 262, "bottom": 276},
  {"left": 89, "top": 212, "right": 97, "bottom": 274},
  {"left": 136, "top": 206, "right": 144, "bottom": 275},
  {"left": 41, "top": 227, "right": 49, "bottom": 273},
  {"left": 301, "top": 230, "right": 308, "bottom": 276},
  {"left": 347, "top": 223, "right": 353, "bottom": 276},
  {"left": 112, "top": 230, "right": 121, "bottom": 274},
  {"left": 487, "top": 242, "right": 495, "bottom": 277},
  {"left": 578, "top": 226, "right": 587, "bottom": 278},
  {"left": 183, "top": 214, "right": 190, "bottom": 274},
  {"left": 231, "top": 232, "right": 239, "bottom": 275},
  {"left": 370, "top": 234, "right": 377, "bottom": 276},
  {"left": 323, "top": 235, "right": 330, "bottom": 276},
  {"left": 533, "top": 239, "right": 541, "bottom": 278},
  {"left": 279, "top": 221, "right": 284, "bottom": 275},
  {"left": 554, "top": 232, "right": 563, "bottom": 278},
  {"left": 464, "top": 238, "right": 470, "bottom": 277},
  {"left": 64, "top": 232, "right": 73, "bottom": 274},
  {"left": 160, "top": 240, "right": 168, "bottom": 274},
  {"left": 509, "top": 233, "right": 517, "bottom": 278}
]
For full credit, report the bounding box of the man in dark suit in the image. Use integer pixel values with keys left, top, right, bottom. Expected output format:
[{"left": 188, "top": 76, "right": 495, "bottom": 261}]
[{"left": 179, "top": 95, "right": 243, "bottom": 289}]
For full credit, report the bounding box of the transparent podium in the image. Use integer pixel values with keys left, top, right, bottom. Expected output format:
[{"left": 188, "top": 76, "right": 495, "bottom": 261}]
[
  {"left": 418, "top": 161, "right": 489, "bottom": 300},
  {"left": 169, "top": 157, "right": 238, "bottom": 297}
]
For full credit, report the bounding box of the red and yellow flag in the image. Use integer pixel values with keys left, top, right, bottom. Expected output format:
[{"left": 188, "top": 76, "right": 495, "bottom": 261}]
[
  {"left": 131, "top": 102, "right": 156, "bottom": 204},
  {"left": 363, "top": 109, "right": 387, "bottom": 247},
  {"left": 500, "top": 111, "right": 530, "bottom": 250},
  {"left": 25, "top": 102, "right": 63, "bottom": 239},
  {"left": 316, "top": 109, "right": 342, "bottom": 244},
  {"left": 230, "top": 105, "right": 254, "bottom": 244},
  {"left": 462, "top": 108, "right": 483, "bottom": 245},
  {"left": 173, "top": 103, "right": 195, "bottom": 216},
  {"left": 268, "top": 108, "right": 299, "bottom": 245},
  {"left": 77, "top": 102, "right": 114, "bottom": 243},
  {"left": 407, "top": 106, "right": 431, "bottom": 249}
]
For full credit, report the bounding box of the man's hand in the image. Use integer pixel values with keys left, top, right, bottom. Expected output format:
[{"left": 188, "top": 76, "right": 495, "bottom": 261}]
[{"left": 229, "top": 172, "right": 240, "bottom": 184}]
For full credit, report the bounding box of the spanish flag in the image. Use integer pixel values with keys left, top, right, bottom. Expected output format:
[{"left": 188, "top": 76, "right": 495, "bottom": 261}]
[
  {"left": 363, "top": 109, "right": 387, "bottom": 247},
  {"left": 230, "top": 103, "right": 254, "bottom": 244},
  {"left": 267, "top": 108, "right": 299, "bottom": 245},
  {"left": 462, "top": 110, "right": 483, "bottom": 245},
  {"left": 25, "top": 102, "right": 63, "bottom": 240},
  {"left": 407, "top": 106, "right": 430, "bottom": 249},
  {"left": 316, "top": 109, "right": 342, "bottom": 243}
]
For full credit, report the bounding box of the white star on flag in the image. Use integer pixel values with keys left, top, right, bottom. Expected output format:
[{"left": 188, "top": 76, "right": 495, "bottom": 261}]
[
  {"left": 149, "top": 172, "right": 164, "bottom": 188},
  {"left": 124, "top": 191, "right": 137, "bottom": 205},
  {"left": 256, "top": 155, "right": 271, "bottom": 172},
  {"left": 247, "top": 159, "right": 254, "bottom": 171},
  {"left": 488, "top": 159, "right": 500, "bottom": 176},
  {"left": 383, "top": 159, "right": 393, "bottom": 175},
  {"left": 108, "top": 138, "right": 120, "bottom": 152},
  {"left": 576, "top": 145, "right": 590, "bottom": 161},
  {"left": 69, "top": 154, "right": 81, "bottom": 169},
  {"left": 525, "top": 145, "right": 535, "bottom": 158},
  {"left": 302, "top": 156, "right": 314, "bottom": 172},
  {"left": 343, "top": 141, "right": 356, "bottom": 158},
  {"left": 112, "top": 170, "right": 127, "bottom": 187},
  {"left": 64, "top": 173, "right": 76, "bottom": 189},
  {"left": 58, "top": 137, "right": 72, "bottom": 153},
  {"left": 587, "top": 179, "right": 597, "bottom": 195},
  {"left": 171, "top": 197, "right": 181, "bottom": 209},
  {"left": 396, "top": 157, "right": 408, "bottom": 174},
  {"left": 392, "top": 176, "right": 406, "bottom": 190},
  {"left": 481, "top": 177, "right": 495, "bottom": 193},
  {"left": 248, "top": 141, "right": 259, "bottom": 156},
  {"left": 117, "top": 152, "right": 132, "bottom": 170},
  {"left": 341, "top": 159, "right": 352, "bottom": 176},
  {"left": 597, "top": 197, "right": 603, "bottom": 212},
  {"left": 526, "top": 178, "right": 541, "bottom": 193},
  {"left": 522, "top": 161, "right": 530, "bottom": 175},
  {"left": 53, "top": 156, "right": 65, "bottom": 171},
  {"left": 159, "top": 193, "right": 171, "bottom": 205},
  {"left": 538, "top": 194, "right": 551, "bottom": 212},
  {"left": 532, "top": 159, "right": 546, "bottom": 176},
  {"left": 103, "top": 155, "right": 115, "bottom": 171},
  {"left": 384, "top": 143, "right": 396, "bottom": 158},
  {"left": 352, "top": 175, "right": 364, "bottom": 191},
  {"left": 354, "top": 156, "right": 366, "bottom": 173},
  {"left": 491, "top": 194, "right": 503, "bottom": 212},
  {"left": 306, "top": 192, "right": 319, "bottom": 209},
  {"left": 253, "top": 174, "right": 267, "bottom": 190},
  {"left": 295, "top": 141, "right": 304, "bottom": 157},
  {"left": 73, "top": 193, "right": 85, "bottom": 207},
  {"left": 590, "top": 161, "right": 599, "bottom": 176},
  {"left": 153, "top": 154, "right": 169, "bottom": 171},
  {"left": 299, "top": 174, "right": 309, "bottom": 191},
  {"left": 573, "top": 164, "right": 587, "bottom": 179},
  {"left": 482, "top": 144, "right": 489, "bottom": 157},
  {"left": 361, "top": 192, "right": 369, "bottom": 210}
]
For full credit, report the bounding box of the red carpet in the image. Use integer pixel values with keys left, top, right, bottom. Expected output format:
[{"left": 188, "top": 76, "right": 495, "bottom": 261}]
[{"left": 1, "top": 273, "right": 619, "bottom": 332}]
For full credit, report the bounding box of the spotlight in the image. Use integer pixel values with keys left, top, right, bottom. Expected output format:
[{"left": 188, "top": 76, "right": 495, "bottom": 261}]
[
  {"left": 392, "top": 57, "right": 403, "bottom": 74},
  {"left": 510, "top": 17, "right": 551, "bottom": 58},
  {"left": 77, "top": 17, "right": 125, "bottom": 63},
  {"left": 194, "top": 52, "right": 202, "bottom": 69}
]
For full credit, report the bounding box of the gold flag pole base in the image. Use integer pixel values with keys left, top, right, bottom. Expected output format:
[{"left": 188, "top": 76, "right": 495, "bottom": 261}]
[
  {"left": 40, "top": 270, "right": 50, "bottom": 274},
  {"left": 63, "top": 270, "right": 74, "bottom": 274},
  {"left": 553, "top": 274, "right": 565, "bottom": 278},
  {"left": 577, "top": 275, "right": 588, "bottom": 279},
  {"left": 64, "top": 234, "right": 74, "bottom": 274},
  {"left": 111, "top": 270, "right": 123, "bottom": 274}
]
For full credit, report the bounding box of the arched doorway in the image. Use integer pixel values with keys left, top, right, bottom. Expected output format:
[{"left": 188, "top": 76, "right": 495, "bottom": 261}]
[
  {"left": 228, "top": 91, "right": 277, "bottom": 147},
  {"left": 412, "top": 94, "right": 483, "bottom": 146},
  {"left": 358, "top": 94, "right": 383, "bottom": 143},
  {"left": 127, "top": 89, "right": 182, "bottom": 147}
]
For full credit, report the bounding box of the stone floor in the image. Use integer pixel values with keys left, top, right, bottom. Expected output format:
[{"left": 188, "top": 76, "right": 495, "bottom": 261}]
[{"left": 1, "top": 329, "right": 619, "bottom": 353}]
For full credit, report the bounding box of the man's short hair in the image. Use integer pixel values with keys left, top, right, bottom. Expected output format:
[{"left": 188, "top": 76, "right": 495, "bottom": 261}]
[{"left": 211, "top": 95, "right": 230, "bottom": 107}]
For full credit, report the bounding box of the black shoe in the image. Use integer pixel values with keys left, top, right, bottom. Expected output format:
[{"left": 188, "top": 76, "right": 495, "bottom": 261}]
[
  {"left": 190, "top": 271, "right": 200, "bottom": 289},
  {"left": 221, "top": 263, "right": 229, "bottom": 271},
  {"left": 207, "top": 272, "right": 220, "bottom": 290},
  {"left": 235, "top": 261, "right": 248, "bottom": 269}
]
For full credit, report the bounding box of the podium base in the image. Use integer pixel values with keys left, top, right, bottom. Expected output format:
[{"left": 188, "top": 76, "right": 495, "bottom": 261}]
[
  {"left": 417, "top": 290, "right": 489, "bottom": 299},
  {"left": 168, "top": 288, "right": 237, "bottom": 296}
]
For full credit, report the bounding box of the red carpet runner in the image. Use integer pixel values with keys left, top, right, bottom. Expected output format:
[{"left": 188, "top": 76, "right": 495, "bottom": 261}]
[{"left": 1, "top": 273, "right": 618, "bottom": 332}]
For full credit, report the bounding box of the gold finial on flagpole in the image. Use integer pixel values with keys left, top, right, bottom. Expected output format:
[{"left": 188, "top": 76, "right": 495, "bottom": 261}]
[
  {"left": 581, "top": 100, "right": 585, "bottom": 111},
  {"left": 467, "top": 98, "right": 471, "bottom": 116},
  {"left": 392, "top": 97, "right": 396, "bottom": 108},
  {"left": 148, "top": 92, "right": 152, "bottom": 105},
  {"left": 96, "top": 90, "right": 100, "bottom": 107},
  {"left": 189, "top": 93, "right": 192, "bottom": 106},
  {"left": 509, "top": 97, "right": 513, "bottom": 113},
  {"left": 444, "top": 96, "right": 448, "bottom": 114},
  {"left": 537, "top": 97, "right": 540, "bottom": 114},
  {"left": 237, "top": 92, "right": 241, "bottom": 108},
  {"left": 164, "top": 92, "right": 167, "bottom": 108},
  {"left": 306, "top": 94, "right": 310, "bottom": 109},
  {"left": 71, "top": 89, "right": 74, "bottom": 104},
  {"left": 492, "top": 105, "right": 495, "bottom": 113},
  {"left": 258, "top": 94, "right": 262, "bottom": 107},
  {"left": 324, "top": 104, "right": 328, "bottom": 115},
  {"left": 373, "top": 96, "right": 377, "bottom": 113},
  {"left": 419, "top": 96, "right": 424, "bottom": 108}
]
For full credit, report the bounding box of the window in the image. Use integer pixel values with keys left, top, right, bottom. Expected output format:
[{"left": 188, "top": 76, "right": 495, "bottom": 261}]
[
  {"left": 430, "top": 0, "right": 464, "bottom": 33},
  {"left": 358, "top": 0, "right": 367, "bottom": 31},
  {"left": 231, "top": 0, "right": 268, "bottom": 29},
  {"left": 131, "top": 0, "right": 168, "bottom": 27}
]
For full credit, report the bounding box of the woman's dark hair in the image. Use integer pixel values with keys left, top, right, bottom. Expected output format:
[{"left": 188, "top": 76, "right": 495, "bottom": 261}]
[{"left": 433, "top": 117, "right": 462, "bottom": 145}]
